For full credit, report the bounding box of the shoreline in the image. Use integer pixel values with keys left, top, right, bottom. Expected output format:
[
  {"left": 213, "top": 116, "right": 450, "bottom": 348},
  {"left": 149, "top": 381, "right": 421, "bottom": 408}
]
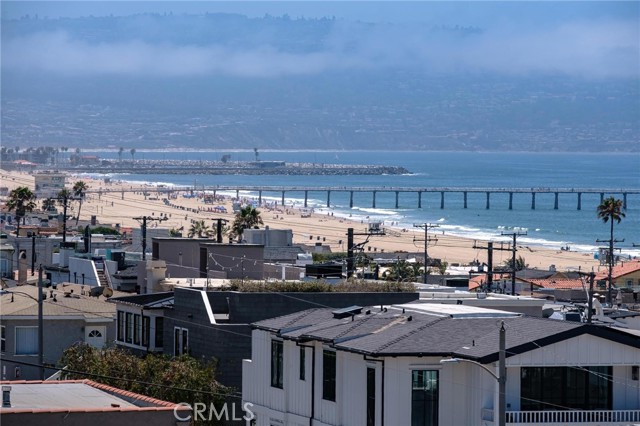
[{"left": 1, "top": 168, "right": 607, "bottom": 272}]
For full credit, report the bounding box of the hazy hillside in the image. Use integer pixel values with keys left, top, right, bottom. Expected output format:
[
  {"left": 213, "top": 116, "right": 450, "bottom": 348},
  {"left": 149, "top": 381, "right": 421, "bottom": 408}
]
[{"left": 2, "top": 13, "right": 638, "bottom": 152}]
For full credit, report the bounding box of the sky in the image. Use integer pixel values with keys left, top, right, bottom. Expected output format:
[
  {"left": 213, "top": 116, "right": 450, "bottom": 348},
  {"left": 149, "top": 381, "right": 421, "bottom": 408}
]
[{"left": 2, "top": 1, "right": 639, "bottom": 79}]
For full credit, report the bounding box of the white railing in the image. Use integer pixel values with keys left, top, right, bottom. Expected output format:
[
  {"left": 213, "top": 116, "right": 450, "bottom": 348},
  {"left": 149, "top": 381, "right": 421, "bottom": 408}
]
[{"left": 507, "top": 410, "right": 640, "bottom": 424}]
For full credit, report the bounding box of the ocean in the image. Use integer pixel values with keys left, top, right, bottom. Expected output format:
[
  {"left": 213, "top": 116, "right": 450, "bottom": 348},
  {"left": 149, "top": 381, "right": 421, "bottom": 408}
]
[{"left": 80, "top": 151, "right": 640, "bottom": 258}]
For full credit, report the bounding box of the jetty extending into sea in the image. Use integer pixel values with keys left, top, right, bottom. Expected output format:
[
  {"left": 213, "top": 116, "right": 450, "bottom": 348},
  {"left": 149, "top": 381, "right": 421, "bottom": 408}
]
[{"left": 55, "top": 159, "right": 410, "bottom": 176}]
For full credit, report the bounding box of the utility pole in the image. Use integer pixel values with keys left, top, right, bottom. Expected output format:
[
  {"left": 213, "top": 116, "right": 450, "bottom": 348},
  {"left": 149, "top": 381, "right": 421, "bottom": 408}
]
[
  {"left": 38, "top": 265, "right": 44, "bottom": 380},
  {"left": 587, "top": 272, "right": 595, "bottom": 324},
  {"left": 473, "top": 241, "right": 511, "bottom": 293},
  {"left": 134, "top": 215, "right": 168, "bottom": 261},
  {"left": 413, "top": 223, "right": 439, "bottom": 283},
  {"left": 346, "top": 225, "right": 385, "bottom": 279},
  {"left": 596, "top": 237, "right": 624, "bottom": 305},
  {"left": 211, "top": 218, "right": 228, "bottom": 243},
  {"left": 501, "top": 232, "right": 527, "bottom": 295}
]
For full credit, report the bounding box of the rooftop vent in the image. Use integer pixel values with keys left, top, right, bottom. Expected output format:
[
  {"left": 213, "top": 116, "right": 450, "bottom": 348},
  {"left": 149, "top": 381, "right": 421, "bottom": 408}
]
[{"left": 332, "top": 305, "right": 363, "bottom": 319}]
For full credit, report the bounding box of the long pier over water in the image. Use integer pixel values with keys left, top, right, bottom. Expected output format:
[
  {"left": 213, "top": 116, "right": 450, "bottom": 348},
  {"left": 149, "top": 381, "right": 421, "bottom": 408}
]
[{"left": 100, "top": 186, "right": 640, "bottom": 210}]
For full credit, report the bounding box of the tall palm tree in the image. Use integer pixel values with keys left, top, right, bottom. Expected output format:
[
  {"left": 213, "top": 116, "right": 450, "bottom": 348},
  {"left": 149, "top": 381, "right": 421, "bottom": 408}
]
[
  {"left": 57, "top": 189, "right": 72, "bottom": 243},
  {"left": 6, "top": 186, "right": 37, "bottom": 235},
  {"left": 118, "top": 147, "right": 124, "bottom": 162},
  {"left": 597, "top": 197, "right": 625, "bottom": 305},
  {"left": 130, "top": 148, "right": 136, "bottom": 161},
  {"left": 72, "top": 181, "right": 89, "bottom": 225},
  {"left": 187, "top": 220, "right": 212, "bottom": 238},
  {"left": 231, "top": 205, "right": 263, "bottom": 241}
]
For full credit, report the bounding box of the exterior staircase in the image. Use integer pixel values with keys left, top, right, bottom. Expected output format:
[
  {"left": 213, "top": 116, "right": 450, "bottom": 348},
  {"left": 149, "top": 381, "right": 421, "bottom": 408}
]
[{"left": 96, "top": 268, "right": 110, "bottom": 288}]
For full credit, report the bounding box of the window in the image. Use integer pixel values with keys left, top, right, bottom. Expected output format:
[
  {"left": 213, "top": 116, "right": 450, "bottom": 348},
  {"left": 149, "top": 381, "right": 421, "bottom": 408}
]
[
  {"left": 15, "top": 327, "right": 38, "bottom": 355},
  {"left": 142, "top": 316, "right": 150, "bottom": 347},
  {"left": 133, "top": 314, "right": 141, "bottom": 345},
  {"left": 125, "top": 312, "right": 133, "bottom": 343},
  {"left": 521, "top": 366, "right": 612, "bottom": 411},
  {"left": 117, "top": 311, "right": 124, "bottom": 341},
  {"left": 155, "top": 317, "right": 164, "bottom": 348},
  {"left": 271, "top": 340, "right": 283, "bottom": 389},
  {"left": 88, "top": 330, "right": 102, "bottom": 338},
  {"left": 411, "top": 370, "right": 439, "bottom": 426},
  {"left": 1, "top": 325, "right": 5, "bottom": 353},
  {"left": 627, "top": 279, "right": 634, "bottom": 288},
  {"left": 322, "top": 350, "right": 336, "bottom": 401},
  {"left": 299, "top": 347, "right": 306, "bottom": 381},
  {"left": 367, "top": 367, "right": 376, "bottom": 426},
  {"left": 174, "top": 327, "right": 189, "bottom": 356}
]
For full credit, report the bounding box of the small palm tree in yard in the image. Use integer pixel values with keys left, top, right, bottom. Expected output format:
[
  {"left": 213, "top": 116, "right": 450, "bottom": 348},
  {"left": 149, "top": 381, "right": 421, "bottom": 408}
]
[
  {"left": 188, "top": 220, "right": 212, "bottom": 238},
  {"left": 231, "top": 205, "right": 263, "bottom": 241}
]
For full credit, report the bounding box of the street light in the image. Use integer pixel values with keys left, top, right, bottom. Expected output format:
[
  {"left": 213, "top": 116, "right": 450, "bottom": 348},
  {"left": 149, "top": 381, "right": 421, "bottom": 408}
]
[{"left": 440, "top": 321, "right": 506, "bottom": 426}]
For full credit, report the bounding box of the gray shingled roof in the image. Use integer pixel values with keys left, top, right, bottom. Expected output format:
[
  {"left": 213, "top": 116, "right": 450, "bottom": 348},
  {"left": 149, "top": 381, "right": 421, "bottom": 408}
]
[{"left": 254, "top": 306, "right": 640, "bottom": 362}]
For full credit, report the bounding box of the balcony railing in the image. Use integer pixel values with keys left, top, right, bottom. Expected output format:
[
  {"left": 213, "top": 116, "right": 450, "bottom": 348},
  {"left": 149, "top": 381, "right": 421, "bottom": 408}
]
[{"left": 506, "top": 409, "right": 640, "bottom": 424}]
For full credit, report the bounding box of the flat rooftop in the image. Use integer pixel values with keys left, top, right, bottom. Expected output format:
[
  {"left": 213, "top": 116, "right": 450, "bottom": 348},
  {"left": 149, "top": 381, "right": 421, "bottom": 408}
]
[
  {"left": 0, "top": 380, "right": 182, "bottom": 413},
  {"left": 393, "top": 303, "right": 521, "bottom": 318}
]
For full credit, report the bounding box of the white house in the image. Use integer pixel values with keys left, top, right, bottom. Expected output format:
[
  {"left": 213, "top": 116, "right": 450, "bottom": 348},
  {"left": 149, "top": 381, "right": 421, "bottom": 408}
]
[{"left": 242, "top": 304, "right": 640, "bottom": 426}]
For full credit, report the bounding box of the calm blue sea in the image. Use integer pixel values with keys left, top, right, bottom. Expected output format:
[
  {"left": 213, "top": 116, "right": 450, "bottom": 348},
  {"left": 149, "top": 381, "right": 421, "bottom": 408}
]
[{"left": 81, "top": 151, "right": 640, "bottom": 258}]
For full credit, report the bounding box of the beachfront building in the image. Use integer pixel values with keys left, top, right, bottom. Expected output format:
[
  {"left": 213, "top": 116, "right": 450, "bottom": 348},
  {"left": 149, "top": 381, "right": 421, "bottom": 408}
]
[
  {"left": 0, "top": 283, "right": 122, "bottom": 380},
  {"left": 0, "top": 379, "right": 189, "bottom": 426},
  {"left": 33, "top": 172, "right": 66, "bottom": 199},
  {"left": 242, "top": 303, "right": 640, "bottom": 426}
]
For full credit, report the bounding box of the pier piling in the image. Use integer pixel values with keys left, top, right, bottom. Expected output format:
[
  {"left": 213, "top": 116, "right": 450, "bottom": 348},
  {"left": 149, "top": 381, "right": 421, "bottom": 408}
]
[
  {"left": 327, "top": 191, "right": 331, "bottom": 208},
  {"left": 440, "top": 192, "right": 445, "bottom": 209},
  {"left": 531, "top": 193, "right": 536, "bottom": 210},
  {"left": 486, "top": 192, "right": 491, "bottom": 210},
  {"left": 304, "top": 191, "right": 308, "bottom": 208},
  {"left": 554, "top": 192, "right": 559, "bottom": 210},
  {"left": 350, "top": 191, "right": 354, "bottom": 208},
  {"left": 509, "top": 192, "right": 513, "bottom": 210},
  {"left": 372, "top": 191, "right": 377, "bottom": 208},
  {"left": 464, "top": 191, "right": 468, "bottom": 209},
  {"left": 577, "top": 193, "right": 582, "bottom": 210},
  {"left": 395, "top": 191, "right": 400, "bottom": 209},
  {"left": 418, "top": 192, "right": 422, "bottom": 209}
]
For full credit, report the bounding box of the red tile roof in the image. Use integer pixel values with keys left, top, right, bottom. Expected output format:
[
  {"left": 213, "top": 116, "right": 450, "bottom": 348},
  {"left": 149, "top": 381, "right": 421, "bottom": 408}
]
[
  {"left": 595, "top": 261, "right": 640, "bottom": 280},
  {"left": 523, "top": 278, "right": 586, "bottom": 290}
]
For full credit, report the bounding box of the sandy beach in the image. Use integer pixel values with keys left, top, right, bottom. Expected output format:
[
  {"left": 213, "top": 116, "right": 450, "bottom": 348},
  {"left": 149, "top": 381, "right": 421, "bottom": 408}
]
[{"left": 1, "top": 169, "right": 602, "bottom": 272}]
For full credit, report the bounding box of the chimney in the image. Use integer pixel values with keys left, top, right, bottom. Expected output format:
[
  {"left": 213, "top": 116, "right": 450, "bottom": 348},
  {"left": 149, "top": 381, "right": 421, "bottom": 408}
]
[{"left": 2, "top": 386, "right": 11, "bottom": 408}]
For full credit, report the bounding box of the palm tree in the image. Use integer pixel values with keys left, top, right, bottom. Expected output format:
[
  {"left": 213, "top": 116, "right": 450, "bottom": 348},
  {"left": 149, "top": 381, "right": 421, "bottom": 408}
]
[
  {"left": 130, "top": 148, "right": 136, "bottom": 161},
  {"left": 72, "top": 181, "right": 89, "bottom": 225},
  {"left": 118, "top": 147, "right": 124, "bottom": 162},
  {"left": 187, "top": 220, "right": 212, "bottom": 238},
  {"left": 57, "top": 189, "right": 72, "bottom": 243},
  {"left": 42, "top": 198, "right": 57, "bottom": 212},
  {"left": 6, "top": 186, "right": 37, "bottom": 235},
  {"left": 597, "top": 196, "right": 625, "bottom": 304},
  {"left": 231, "top": 205, "right": 263, "bottom": 241},
  {"left": 382, "top": 259, "right": 416, "bottom": 282}
]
